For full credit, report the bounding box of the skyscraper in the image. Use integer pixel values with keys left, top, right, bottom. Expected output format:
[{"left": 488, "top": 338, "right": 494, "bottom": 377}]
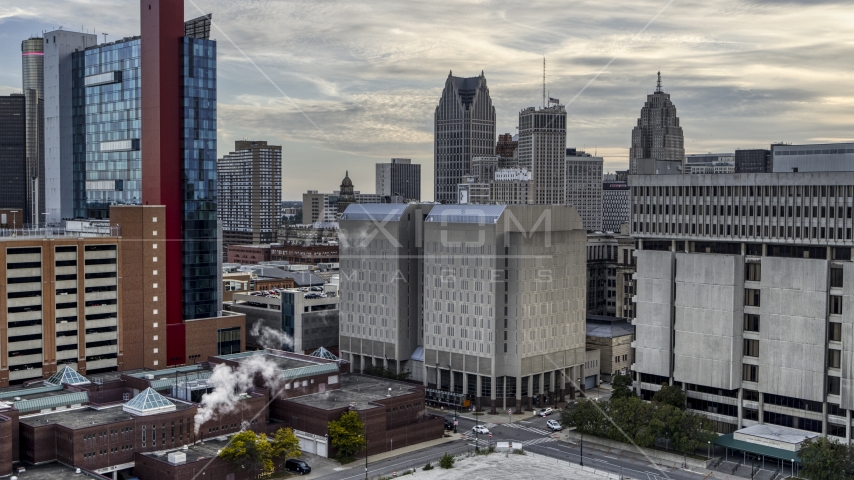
[
  {"left": 601, "top": 180, "right": 630, "bottom": 233},
  {"left": 434, "top": 72, "right": 495, "bottom": 203},
  {"left": 0, "top": 94, "right": 27, "bottom": 212},
  {"left": 376, "top": 158, "right": 421, "bottom": 201},
  {"left": 44, "top": 30, "right": 98, "bottom": 225},
  {"left": 22, "top": 37, "right": 45, "bottom": 226},
  {"left": 565, "top": 149, "right": 603, "bottom": 231},
  {"left": 217, "top": 140, "right": 282, "bottom": 248},
  {"left": 72, "top": 36, "right": 141, "bottom": 219},
  {"left": 518, "top": 105, "right": 567, "bottom": 205},
  {"left": 629, "top": 72, "right": 684, "bottom": 175},
  {"left": 142, "top": 0, "right": 219, "bottom": 363}
]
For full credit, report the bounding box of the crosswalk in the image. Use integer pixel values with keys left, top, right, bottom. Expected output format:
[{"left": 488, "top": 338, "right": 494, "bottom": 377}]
[
  {"left": 501, "top": 423, "right": 552, "bottom": 436},
  {"left": 522, "top": 437, "right": 557, "bottom": 446}
]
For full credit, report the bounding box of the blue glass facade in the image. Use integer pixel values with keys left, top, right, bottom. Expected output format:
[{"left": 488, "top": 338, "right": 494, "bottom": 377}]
[
  {"left": 72, "top": 38, "right": 142, "bottom": 219},
  {"left": 181, "top": 37, "right": 218, "bottom": 319}
]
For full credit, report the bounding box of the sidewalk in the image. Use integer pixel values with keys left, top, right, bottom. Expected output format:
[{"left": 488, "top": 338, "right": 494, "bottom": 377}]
[
  {"left": 427, "top": 406, "right": 544, "bottom": 425},
  {"left": 332, "top": 431, "right": 464, "bottom": 470}
]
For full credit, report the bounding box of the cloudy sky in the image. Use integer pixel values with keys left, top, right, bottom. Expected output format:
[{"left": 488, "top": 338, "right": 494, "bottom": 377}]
[{"left": 2, "top": 0, "right": 853, "bottom": 200}]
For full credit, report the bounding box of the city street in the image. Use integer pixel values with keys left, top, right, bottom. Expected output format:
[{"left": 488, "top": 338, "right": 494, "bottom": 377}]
[{"left": 317, "top": 411, "right": 710, "bottom": 480}]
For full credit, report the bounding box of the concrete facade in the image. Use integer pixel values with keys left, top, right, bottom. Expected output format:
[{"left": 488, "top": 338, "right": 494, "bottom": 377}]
[{"left": 630, "top": 171, "right": 854, "bottom": 441}]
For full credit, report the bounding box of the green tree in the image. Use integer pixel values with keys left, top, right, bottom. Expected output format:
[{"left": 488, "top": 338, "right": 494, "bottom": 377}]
[
  {"left": 328, "top": 410, "right": 367, "bottom": 460},
  {"left": 219, "top": 430, "right": 274, "bottom": 475},
  {"left": 270, "top": 427, "right": 302, "bottom": 463},
  {"left": 606, "top": 396, "right": 651, "bottom": 444},
  {"left": 800, "top": 437, "right": 854, "bottom": 480},
  {"left": 439, "top": 452, "right": 455, "bottom": 469},
  {"left": 670, "top": 411, "right": 717, "bottom": 455},
  {"left": 652, "top": 384, "right": 686, "bottom": 410},
  {"left": 610, "top": 374, "right": 635, "bottom": 399},
  {"left": 566, "top": 398, "right": 607, "bottom": 436}
]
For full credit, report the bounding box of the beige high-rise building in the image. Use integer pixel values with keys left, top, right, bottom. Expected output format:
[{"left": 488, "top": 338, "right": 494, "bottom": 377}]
[
  {"left": 629, "top": 72, "right": 684, "bottom": 175},
  {"left": 518, "top": 105, "right": 566, "bottom": 205}
]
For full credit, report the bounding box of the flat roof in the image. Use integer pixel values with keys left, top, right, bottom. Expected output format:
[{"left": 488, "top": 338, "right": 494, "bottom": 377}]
[
  {"left": 10, "top": 461, "right": 104, "bottom": 480},
  {"left": 586, "top": 315, "right": 634, "bottom": 338},
  {"left": 142, "top": 436, "right": 231, "bottom": 464},
  {"left": 20, "top": 402, "right": 192, "bottom": 429},
  {"left": 286, "top": 374, "right": 418, "bottom": 411},
  {"left": 715, "top": 432, "right": 805, "bottom": 463},
  {"left": 735, "top": 424, "right": 818, "bottom": 447}
]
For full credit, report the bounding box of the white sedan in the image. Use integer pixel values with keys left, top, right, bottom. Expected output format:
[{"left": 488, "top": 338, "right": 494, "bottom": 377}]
[
  {"left": 472, "top": 425, "right": 490, "bottom": 435},
  {"left": 546, "top": 420, "right": 563, "bottom": 431}
]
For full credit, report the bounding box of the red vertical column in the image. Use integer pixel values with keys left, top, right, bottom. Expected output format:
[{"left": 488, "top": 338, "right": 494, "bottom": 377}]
[{"left": 141, "top": 0, "right": 186, "bottom": 365}]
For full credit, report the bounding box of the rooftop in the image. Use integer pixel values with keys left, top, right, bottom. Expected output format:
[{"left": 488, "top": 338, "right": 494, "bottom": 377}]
[
  {"left": 586, "top": 315, "right": 635, "bottom": 338},
  {"left": 10, "top": 461, "right": 106, "bottom": 480},
  {"left": 225, "top": 350, "right": 324, "bottom": 371},
  {"left": 286, "top": 374, "right": 418, "bottom": 411},
  {"left": 19, "top": 401, "right": 192, "bottom": 429},
  {"left": 142, "top": 436, "right": 232, "bottom": 464}
]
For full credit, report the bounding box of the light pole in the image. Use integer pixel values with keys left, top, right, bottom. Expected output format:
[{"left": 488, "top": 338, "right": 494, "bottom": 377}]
[
  {"left": 577, "top": 377, "right": 583, "bottom": 467},
  {"left": 364, "top": 424, "right": 368, "bottom": 480},
  {"left": 707, "top": 440, "right": 711, "bottom": 459},
  {"left": 11, "top": 210, "right": 18, "bottom": 237}
]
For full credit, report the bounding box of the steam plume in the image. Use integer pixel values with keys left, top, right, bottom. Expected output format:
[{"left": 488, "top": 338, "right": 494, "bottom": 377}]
[{"left": 250, "top": 321, "right": 293, "bottom": 350}]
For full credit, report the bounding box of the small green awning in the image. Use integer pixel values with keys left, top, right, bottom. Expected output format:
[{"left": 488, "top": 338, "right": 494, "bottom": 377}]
[{"left": 714, "top": 433, "right": 802, "bottom": 463}]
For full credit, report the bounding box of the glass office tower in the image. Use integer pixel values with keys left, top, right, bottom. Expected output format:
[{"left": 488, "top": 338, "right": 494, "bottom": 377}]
[
  {"left": 180, "top": 37, "right": 219, "bottom": 319},
  {"left": 72, "top": 37, "right": 142, "bottom": 218}
]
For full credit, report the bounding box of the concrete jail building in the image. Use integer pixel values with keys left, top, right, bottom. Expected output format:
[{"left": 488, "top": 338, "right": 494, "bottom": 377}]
[
  {"left": 630, "top": 172, "right": 854, "bottom": 443},
  {"left": 338, "top": 203, "right": 590, "bottom": 413}
]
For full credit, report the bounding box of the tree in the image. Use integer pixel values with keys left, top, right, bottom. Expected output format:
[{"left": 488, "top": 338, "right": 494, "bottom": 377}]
[
  {"left": 800, "top": 437, "right": 854, "bottom": 480},
  {"left": 439, "top": 452, "right": 455, "bottom": 469},
  {"left": 610, "top": 374, "right": 635, "bottom": 399},
  {"left": 652, "top": 383, "right": 686, "bottom": 410},
  {"left": 219, "top": 430, "right": 275, "bottom": 475},
  {"left": 270, "top": 427, "right": 302, "bottom": 463},
  {"left": 328, "top": 410, "right": 367, "bottom": 460}
]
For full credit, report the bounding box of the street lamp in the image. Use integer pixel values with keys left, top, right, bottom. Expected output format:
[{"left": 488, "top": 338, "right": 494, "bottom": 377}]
[
  {"left": 707, "top": 440, "right": 711, "bottom": 459},
  {"left": 10, "top": 210, "right": 18, "bottom": 237},
  {"left": 577, "top": 377, "right": 583, "bottom": 467}
]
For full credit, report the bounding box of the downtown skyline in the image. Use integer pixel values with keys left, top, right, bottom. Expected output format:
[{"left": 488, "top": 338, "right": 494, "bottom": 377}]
[{"left": 2, "top": 0, "right": 852, "bottom": 200}]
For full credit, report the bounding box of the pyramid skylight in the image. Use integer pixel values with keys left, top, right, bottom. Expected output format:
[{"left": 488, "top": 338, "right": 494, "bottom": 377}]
[
  {"left": 309, "top": 346, "right": 339, "bottom": 361},
  {"left": 45, "top": 366, "right": 91, "bottom": 386},
  {"left": 123, "top": 387, "right": 176, "bottom": 416}
]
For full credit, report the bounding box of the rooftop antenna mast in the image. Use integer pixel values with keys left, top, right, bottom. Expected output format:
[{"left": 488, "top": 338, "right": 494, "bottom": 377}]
[
  {"left": 102, "top": 32, "right": 108, "bottom": 44},
  {"left": 656, "top": 71, "right": 662, "bottom": 93},
  {"left": 542, "top": 56, "right": 546, "bottom": 108}
]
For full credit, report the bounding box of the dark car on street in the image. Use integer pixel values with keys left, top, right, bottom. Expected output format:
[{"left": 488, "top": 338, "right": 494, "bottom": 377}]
[{"left": 284, "top": 459, "right": 311, "bottom": 475}]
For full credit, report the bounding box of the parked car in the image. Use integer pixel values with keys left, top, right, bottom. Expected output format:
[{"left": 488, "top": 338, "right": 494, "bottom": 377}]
[
  {"left": 538, "top": 407, "right": 554, "bottom": 417},
  {"left": 472, "top": 425, "right": 489, "bottom": 435},
  {"left": 284, "top": 459, "right": 311, "bottom": 475},
  {"left": 546, "top": 420, "right": 562, "bottom": 431}
]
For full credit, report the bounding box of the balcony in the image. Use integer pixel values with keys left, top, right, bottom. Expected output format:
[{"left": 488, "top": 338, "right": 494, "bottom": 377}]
[
  {"left": 55, "top": 266, "right": 77, "bottom": 276},
  {"left": 6, "top": 282, "right": 41, "bottom": 293},
  {"left": 85, "top": 318, "right": 117, "bottom": 330},
  {"left": 85, "top": 304, "right": 117, "bottom": 316},
  {"left": 7, "top": 339, "right": 42, "bottom": 350},
  {"left": 84, "top": 264, "right": 116, "bottom": 275},
  {"left": 9, "top": 368, "right": 42, "bottom": 381},
  {"left": 7, "top": 324, "right": 43, "bottom": 336},
  {"left": 56, "top": 321, "right": 78, "bottom": 333},
  {"left": 87, "top": 358, "right": 117, "bottom": 370},
  {"left": 7, "top": 296, "right": 42, "bottom": 308},
  {"left": 56, "top": 335, "right": 78, "bottom": 346},
  {"left": 84, "top": 277, "right": 117, "bottom": 288},
  {"left": 85, "top": 345, "right": 118, "bottom": 356},
  {"left": 84, "top": 250, "right": 117, "bottom": 260},
  {"left": 56, "top": 349, "right": 78, "bottom": 360},
  {"left": 56, "top": 280, "right": 78, "bottom": 290},
  {"left": 85, "top": 291, "right": 117, "bottom": 302},
  {"left": 8, "top": 353, "right": 43, "bottom": 366}
]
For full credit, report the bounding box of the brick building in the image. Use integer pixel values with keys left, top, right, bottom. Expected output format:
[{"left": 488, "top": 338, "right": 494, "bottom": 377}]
[
  {"left": 226, "top": 244, "right": 272, "bottom": 265},
  {"left": 270, "top": 244, "right": 339, "bottom": 265}
]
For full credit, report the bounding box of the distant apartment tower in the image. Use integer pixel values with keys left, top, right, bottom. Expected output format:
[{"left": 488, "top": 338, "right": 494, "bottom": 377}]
[
  {"left": 22, "top": 37, "right": 45, "bottom": 226},
  {"left": 602, "top": 181, "right": 630, "bottom": 233},
  {"left": 565, "top": 149, "right": 603, "bottom": 231},
  {"left": 489, "top": 168, "right": 531, "bottom": 205},
  {"left": 587, "top": 232, "right": 635, "bottom": 317},
  {"left": 770, "top": 143, "right": 854, "bottom": 173},
  {"left": 303, "top": 191, "right": 338, "bottom": 223},
  {"left": 631, "top": 171, "right": 854, "bottom": 440},
  {"left": 217, "top": 140, "right": 283, "bottom": 248},
  {"left": 43, "top": 30, "right": 97, "bottom": 224},
  {"left": 735, "top": 149, "right": 771, "bottom": 173},
  {"left": 376, "top": 158, "right": 421, "bottom": 201},
  {"left": 71, "top": 36, "right": 142, "bottom": 219},
  {"left": 434, "top": 72, "right": 496, "bottom": 203},
  {"left": 518, "top": 105, "right": 567, "bottom": 205},
  {"left": 0, "top": 94, "right": 27, "bottom": 212},
  {"left": 629, "top": 72, "right": 684, "bottom": 175}
]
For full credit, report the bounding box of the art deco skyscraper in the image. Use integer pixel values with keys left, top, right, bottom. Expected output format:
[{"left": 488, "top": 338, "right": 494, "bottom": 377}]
[
  {"left": 434, "top": 72, "right": 496, "bottom": 203},
  {"left": 629, "top": 72, "right": 684, "bottom": 174}
]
